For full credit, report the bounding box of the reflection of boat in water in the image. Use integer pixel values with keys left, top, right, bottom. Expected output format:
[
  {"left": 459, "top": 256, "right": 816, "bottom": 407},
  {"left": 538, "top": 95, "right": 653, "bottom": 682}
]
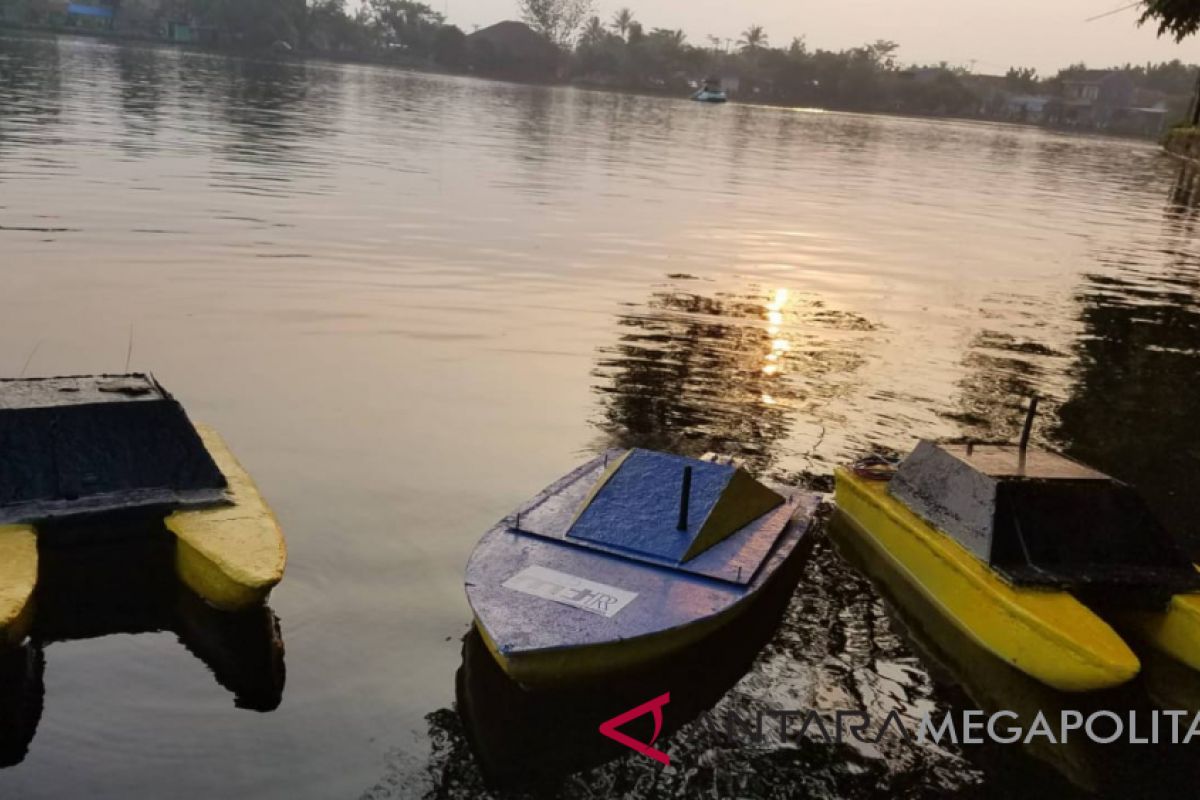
[
  {"left": 829, "top": 511, "right": 1200, "bottom": 796},
  {"left": 0, "top": 374, "right": 287, "bottom": 645},
  {"left": 0, "top": 643, "right": 42, "bottom": 769},
  {"left": 834, "top": 399, "right": 1200, "bottom": 692},
  {"left": 0, "top": 530, "right": 285, "bottom": 767},
  {"left": 464, "top": 449, "right": 818, "bottom": 687},
  {"left": 1141, "top": 645, "right": 1200, "bottom": 714},
  {"left": 828, "top": 512, "right": 1105, "bottom": 794},
  {"left": 457, "top": 520, "right": 810, "bottom": 788}
]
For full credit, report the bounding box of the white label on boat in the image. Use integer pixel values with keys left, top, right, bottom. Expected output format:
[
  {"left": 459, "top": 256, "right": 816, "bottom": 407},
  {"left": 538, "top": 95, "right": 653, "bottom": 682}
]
[{"left": 502, "top": 565, "right": 638, "bottom": 618}]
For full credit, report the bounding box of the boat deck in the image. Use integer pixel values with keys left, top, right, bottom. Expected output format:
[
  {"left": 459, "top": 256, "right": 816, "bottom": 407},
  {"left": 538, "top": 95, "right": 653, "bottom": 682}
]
[{"left": 466, "top": 454, "right": 816, "bottom": 658}]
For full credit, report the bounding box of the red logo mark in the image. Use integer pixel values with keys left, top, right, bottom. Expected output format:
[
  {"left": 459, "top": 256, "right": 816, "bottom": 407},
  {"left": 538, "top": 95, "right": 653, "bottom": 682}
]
[{"left": 598, "top": 692, "right": 671, "bottom": 765}]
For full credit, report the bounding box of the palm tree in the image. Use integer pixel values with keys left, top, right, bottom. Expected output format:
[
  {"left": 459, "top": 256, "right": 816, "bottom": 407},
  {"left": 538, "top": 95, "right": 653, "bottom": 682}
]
[
  {"left": 580, "top": 15, "right": 607, "bottom": 48},
  {"left": 611, "top": 7, "right": 634, "bottom": 40},
  {"left": 738, "top": 24, "right": 767, "bottom": 53},
  {"left": 652, "top": 28, "right": 686, "bottom": 49}
]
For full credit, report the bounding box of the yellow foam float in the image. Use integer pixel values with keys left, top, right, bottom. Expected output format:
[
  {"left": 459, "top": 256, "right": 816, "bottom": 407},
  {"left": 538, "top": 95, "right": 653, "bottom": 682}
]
[
  {"left": 168, "top": 425, "right": 287, "bottom": 611},
  {"left": 0, "top": 375, "right": 286, "bottom": 646}
]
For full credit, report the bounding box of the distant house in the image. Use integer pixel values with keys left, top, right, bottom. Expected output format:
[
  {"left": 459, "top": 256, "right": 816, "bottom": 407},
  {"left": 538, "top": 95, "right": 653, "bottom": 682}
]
[
  {"left": 466, "top": 21, "right": 561, "bottom": 80},
  {"left": 1059, "top": 70, "right": 1136, "bottom": 124},
  {"left": 1133, "top": 87, "right": 1168, "bottom": 109},
  {"left": 1117, "top": 88, "right": 1171, "bottom": 136},
  {"left": 2, "top": 0, "right": 127, "bottom": 31},
  {"left": 960, "top": 73, "right": 1010, "bottom": 115},
  {"left": 63, "top": 1, "right": 119, "bottom": 30},
  {"left": 1004, "top": 94, "right": 1052, "bottom": 122},
  {"left": 1048, "top": 70, "right": 1167, "bottom": 135}
]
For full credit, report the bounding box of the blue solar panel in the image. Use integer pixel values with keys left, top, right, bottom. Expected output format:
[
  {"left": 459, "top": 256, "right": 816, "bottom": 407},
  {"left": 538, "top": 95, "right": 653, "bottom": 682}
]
[{"left": 566, "top": 449, "right": 734, "bottom": 561}]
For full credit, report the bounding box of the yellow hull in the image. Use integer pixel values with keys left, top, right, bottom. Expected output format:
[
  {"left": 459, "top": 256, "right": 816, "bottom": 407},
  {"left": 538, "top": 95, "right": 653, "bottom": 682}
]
[
  {"left": 834, "top": 467, "right": 1138, "bottom": 692},
  {"left": 0, "top": 525, "right": 37, "bottom": 646},
  {"left": 1118, "top": 593, "right": 1200, "bottom": 674},
  {"left": 166, "top": 426, "right": 287, "bottom": 611}
]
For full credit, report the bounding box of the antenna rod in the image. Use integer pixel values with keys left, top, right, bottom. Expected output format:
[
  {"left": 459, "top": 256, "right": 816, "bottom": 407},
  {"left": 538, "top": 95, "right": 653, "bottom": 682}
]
[
  {"left": 677, "top": 466, "right": 692, "bottom": 531},
  {"left": 1018, "top": 395, "right": 1039, "bottom": 453},
  {"left": 125, "top": 323, "right": 134, "bottom": 373}
]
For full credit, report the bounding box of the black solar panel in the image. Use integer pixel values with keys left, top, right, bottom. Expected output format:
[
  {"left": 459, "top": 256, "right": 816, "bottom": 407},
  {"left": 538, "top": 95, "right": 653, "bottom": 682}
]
[{"left": 0, "top": 375, "right": 227, "bottom": 525}]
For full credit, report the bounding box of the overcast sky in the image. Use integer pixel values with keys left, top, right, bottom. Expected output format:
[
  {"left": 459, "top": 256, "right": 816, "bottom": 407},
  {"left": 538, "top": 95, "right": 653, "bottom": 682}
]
[{"left": 420, "top": 0, "right": 1199, "bottom": 74}]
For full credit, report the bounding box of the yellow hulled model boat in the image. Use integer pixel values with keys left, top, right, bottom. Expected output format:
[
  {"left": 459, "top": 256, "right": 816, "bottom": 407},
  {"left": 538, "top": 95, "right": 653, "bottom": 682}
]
[
  {"left": 0, "top": 375, "right": 286, "bottom": 646},
  {"left": 835, "top": 424, "right": 1200, "bottom": 693}
]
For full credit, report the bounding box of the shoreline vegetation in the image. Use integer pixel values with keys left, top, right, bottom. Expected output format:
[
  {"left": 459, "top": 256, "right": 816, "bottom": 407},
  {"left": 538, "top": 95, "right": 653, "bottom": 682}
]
[
  {"left": 1165, "top": 127, "right": 1200, "bottom": 161},
  {"left": 2, "top": 1, "right": 1198, "bottom": 140}
]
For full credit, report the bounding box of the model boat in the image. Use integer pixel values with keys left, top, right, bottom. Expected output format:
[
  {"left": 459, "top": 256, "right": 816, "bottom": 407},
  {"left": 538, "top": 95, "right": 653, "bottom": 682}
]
[
  {"left": 457, "top": 529, "right": 805, "bottom": 787},
  {"left": 0, "top": 374, "right": 286, "bottom": 647},
  {"left": 691, "top": 87, "right": 728, "bottom": 103},
  {"left": 834, "top": 402, "right": 1200, "bottom": 692},
  {"left": 465, "top": 449, "right": 817, "bottom": 688}
]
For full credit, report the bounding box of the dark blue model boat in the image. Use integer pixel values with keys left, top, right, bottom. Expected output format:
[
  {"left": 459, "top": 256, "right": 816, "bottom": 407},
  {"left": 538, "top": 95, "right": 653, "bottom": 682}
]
[{"left": 464, "top": 449, "right": 818, "bottom": 687}]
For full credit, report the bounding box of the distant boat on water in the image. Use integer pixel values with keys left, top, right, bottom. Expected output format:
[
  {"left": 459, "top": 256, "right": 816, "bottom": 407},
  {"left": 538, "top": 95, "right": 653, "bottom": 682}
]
[
  {"left": 691, "top": 88, "right": 728, "bottom": 103},
  {"left": 691, "top": 78, "right": 728, "bottom": 103}
]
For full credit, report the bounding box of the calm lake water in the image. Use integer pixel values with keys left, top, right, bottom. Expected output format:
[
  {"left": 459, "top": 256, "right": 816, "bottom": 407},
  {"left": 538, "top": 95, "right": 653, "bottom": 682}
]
[{"left": 2, "top": 33, "right": 1200, "bottom": 800}]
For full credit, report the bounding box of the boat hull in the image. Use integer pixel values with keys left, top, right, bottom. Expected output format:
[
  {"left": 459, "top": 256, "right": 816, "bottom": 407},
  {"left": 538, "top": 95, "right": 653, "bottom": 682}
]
[
  {"left": 166, "top": 426, "right": 287, "bottom": 611},
  {"left": 466, "top": 456, "right": 817, "bottom": 688},
  {"left": 471, "top": 542, "right": 806, "bottom": 688},
  {"left": 0, "top": 426, "right": 283, "bottom": 640},
  {"left": 1117, "top": 592, "right": 1200, "bottom": 674},
  {"left": 834, "top": 467, "right": 1139, "bottom": 692},
  {"left": 0, "top": 526, "right": 36, "bottom": 646}
]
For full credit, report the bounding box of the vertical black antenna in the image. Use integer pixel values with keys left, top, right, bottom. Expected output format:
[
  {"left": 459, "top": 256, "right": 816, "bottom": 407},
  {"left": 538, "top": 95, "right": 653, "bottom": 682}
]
[
  {"left": 1018, "top": 395, "right": 1039, "bottom": 454},
  {"left": 125, "top": 323, "right": 134, "bottom": 373},
  {"left": 677, "top": 466, "right": 692, "bottom": 531}
]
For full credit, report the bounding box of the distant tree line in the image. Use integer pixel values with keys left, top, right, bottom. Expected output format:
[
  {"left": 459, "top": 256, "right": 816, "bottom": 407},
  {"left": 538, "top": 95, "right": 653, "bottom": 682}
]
[
  {"left": 4, "top": 0, "right": 1198, "bottom": 128},
  {"left": 305, "top": 0, "right": 468, "bottom": 67},
  {"left": 551, "top": 6, "right": 1198, "bottom": 124},
  {"left": 311, "top": 1, "right": 1200, "bottom": 127}
]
